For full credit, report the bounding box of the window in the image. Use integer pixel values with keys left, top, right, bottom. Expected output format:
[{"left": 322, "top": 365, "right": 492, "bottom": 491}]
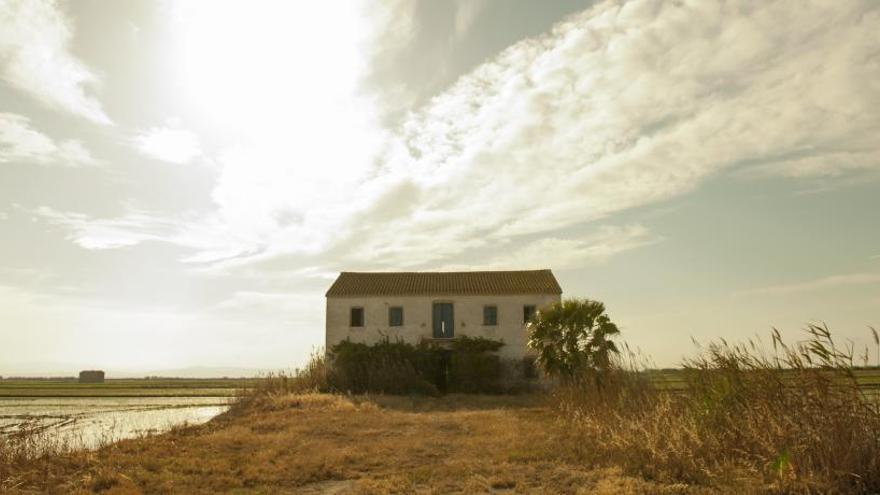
[
  {"left": 350, "top": 307, "right": 364, "bottom": 327},
  {"left": 523, "top": 305, "right": 536, "bottom": 324},
  {"left": 483, "top": 305, "right": 497, "bottom": 326},
  {"left": 389, "top": 306, "right": 404, "bottom": 326}
]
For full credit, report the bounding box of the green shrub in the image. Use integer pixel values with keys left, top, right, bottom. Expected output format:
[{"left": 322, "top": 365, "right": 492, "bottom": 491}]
[
  {"left": 446, "top": 336, "right": 505, "bottom": 393},
  {"left": 237, "top": 337, "right": 511, "bottom": 401},
  {"left": 328, "top": 339, "right": 442, "bottom": 395},
  {"left": 328, "top": 337, "right": 506, "bottom": 395}
]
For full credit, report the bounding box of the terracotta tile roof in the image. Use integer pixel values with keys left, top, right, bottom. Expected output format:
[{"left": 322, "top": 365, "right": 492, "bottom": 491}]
[{"left": 326, "top": 270, "right": 562, "bottom": 297}]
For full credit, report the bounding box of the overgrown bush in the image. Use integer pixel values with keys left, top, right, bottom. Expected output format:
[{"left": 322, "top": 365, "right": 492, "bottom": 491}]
[
  {"left": 447, "top": 336, "right": 504, "bottom": 393},
  {"left": 327, "top": 339, "right": 442, "bottom": 395},
  {"left": 328, "top": 336, "right": 506, "bottom": 395},
  {"left": 241, "top": 337, "right": 510, "bottom": 401},
  {"left": 552, "top": 324, "right": 880, "bottom": 493}
]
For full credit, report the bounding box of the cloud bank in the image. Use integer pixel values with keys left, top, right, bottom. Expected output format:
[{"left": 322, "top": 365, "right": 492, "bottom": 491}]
[
  {"left": 330, "top": 0, "right": 880, "bottom": 269},
  {"left": 0, "top": 113, "right": 97, "bottom": 167},
  {"left": 31, "top": 0, "right": 880, "bottom": 275},
  {"left": 0, "top": 0, "right": 111, "bottom": 124}
]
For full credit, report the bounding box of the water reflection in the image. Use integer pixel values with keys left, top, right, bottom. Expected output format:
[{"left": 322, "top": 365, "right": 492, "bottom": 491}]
[{"left": 0, "top": 397, "right": 231, "bottom": 449}]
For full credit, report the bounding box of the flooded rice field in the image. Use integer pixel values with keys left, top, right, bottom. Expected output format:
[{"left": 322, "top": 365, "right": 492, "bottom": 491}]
[{"left": 0, "top": 395, "right": 231, "bottom": 450}]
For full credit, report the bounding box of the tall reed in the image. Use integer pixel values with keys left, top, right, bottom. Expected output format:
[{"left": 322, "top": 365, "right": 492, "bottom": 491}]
[
  {"left": 554, "top": 324, "right": 880, "bottom": 493},
  {"left": 231, "top": 350, "right": 331, "bottom": 412}
]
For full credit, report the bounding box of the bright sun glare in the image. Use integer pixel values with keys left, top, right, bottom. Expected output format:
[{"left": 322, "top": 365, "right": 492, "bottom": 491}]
[
  {"left": 176, "top": 1, "right": 368, "bottom": 136},
  {"left": 170, "top": 1, "right": 383, "bottom": 229}
]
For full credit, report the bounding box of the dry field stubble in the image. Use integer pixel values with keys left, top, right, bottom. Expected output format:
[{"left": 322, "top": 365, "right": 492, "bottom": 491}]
[{"left": 2, "top": 393, "right": 717, "bottom": 494}]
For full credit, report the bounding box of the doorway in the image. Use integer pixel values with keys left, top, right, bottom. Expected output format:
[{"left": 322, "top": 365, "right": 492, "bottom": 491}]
[{"left": 432, "top": 302, "right": 454, "bottom": 338}]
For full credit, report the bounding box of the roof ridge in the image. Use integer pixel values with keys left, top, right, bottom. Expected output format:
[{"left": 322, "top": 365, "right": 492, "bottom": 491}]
[
  {"left": 326, "top": 270, "right": 562, "bottom": 297},
  {"left": 339, "top": 269, "right": 552, "bottom": 274}
]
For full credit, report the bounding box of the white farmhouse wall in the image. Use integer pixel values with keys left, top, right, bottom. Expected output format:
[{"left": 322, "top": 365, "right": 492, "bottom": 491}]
[{"left": 326, "top": 294, "right": 560, "bottom": 359}]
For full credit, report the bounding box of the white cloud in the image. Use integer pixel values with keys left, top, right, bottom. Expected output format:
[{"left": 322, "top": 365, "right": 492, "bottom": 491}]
[
  {"left": 256, "top": 0, "right": 865, "bottom": 271},
  {"left": 0, "top": 0, "right": 111, "bottom": 124},
  {"left": 0, "top": 113, "right": 98, "bottom": 166},
  {"left": 28, "top": 206, "right": 256, "bottom": 261},
  {"left": 360, "top": 0, "right": 419, "bottom": 113},
  {"left": 738, "top": 272, "right": 880, "bottom": 297},
  {"left": 134, "top": 127, "right": 201, "bottom": 164},
  {"left": 29, "top": 0, "right": 880, "bottom": 276},
  {"left": 339, "top": 0, "right": 880, "bottom": 267},
  {"left": 31, "top": 206, "right": 173, "bottom": 249},
  {"left": 367, "top": 0, "right": 416, "bottom": 53}
]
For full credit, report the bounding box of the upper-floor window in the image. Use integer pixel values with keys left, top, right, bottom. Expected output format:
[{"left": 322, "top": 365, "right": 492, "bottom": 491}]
[
  {"left": 389, "top": 306, "right": 404, "bottom": 326},
  {"left": 483, "top": 305, "right": 497, "bottom": 326},
  {"left": 350, "top": 307, "right": 364, "bottom": 327},
  {"left": 523, "top": 305, "right": 536, "bottom": 324}
]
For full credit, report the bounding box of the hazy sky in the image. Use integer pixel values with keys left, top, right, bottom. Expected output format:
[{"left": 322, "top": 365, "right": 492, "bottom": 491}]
[{"left": 1, "top": 0, "right": 878, "bottom": 374}]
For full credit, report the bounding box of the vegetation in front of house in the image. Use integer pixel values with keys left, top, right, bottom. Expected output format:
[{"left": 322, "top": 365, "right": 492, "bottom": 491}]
[
  {"left": 527, "top": 298, "right": 621, "bottom": 378},
  {"left": 249, "top": 336, "right": 512, "bottom": 397},
  {"left": 327, "top": 339, "right": 445, "bottom": 395}
]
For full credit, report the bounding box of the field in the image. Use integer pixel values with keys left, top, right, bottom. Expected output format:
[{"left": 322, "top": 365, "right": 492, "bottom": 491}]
[
  {"left": 0, "top": 378, "right": 258, "bottom": 398},
  {"left": 1, "top": 393, "right": 711, "bottom": 494},
  {"left": 647, "top": 367, "right": 880, "bottom": 392},
  {"left": 3, "top": 340, "right": 880, "bottom": 494},
  {"left": 0, "top": 379, "right": 248, "bottom": 449},
  {"left": 4, "top": 380, "right": 880, "bottom": 493},
  {"left": 7, "top": 367, "right": 879, "bottom": 398},
  {"left": 0, "top": 379, "right": 243, "bottom": 453}
]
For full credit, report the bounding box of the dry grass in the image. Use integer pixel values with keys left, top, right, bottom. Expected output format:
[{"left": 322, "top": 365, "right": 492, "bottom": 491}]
[
  {"left": 553, "top": 325, "right": 880, "bottom": 494},
  {"left": 5, "top": 326, "right": 876, "bottom": 493},
  {"left": 1, "top": 392, "right": 715, "bottom": 494},
  {"left": 232, "top": 351, "right": 330, "bottom": 411}
]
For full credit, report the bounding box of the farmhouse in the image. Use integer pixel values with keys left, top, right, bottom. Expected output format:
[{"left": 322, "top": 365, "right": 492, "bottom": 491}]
[{"left": 325, "top": 270, "right": 562, "bottom": 360}]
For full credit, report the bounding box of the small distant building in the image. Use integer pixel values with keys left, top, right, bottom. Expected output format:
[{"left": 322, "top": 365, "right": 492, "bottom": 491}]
[
  {"left": 325, "top": 269, "right": 563, "bottom": 360},
  {"left": 78, "top": 370, "right": 105, "bottom": 383}
]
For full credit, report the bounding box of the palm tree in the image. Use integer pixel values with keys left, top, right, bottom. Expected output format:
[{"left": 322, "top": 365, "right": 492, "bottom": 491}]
[{"left": 527, "top": 298, "right": 620, "bottom": 378}]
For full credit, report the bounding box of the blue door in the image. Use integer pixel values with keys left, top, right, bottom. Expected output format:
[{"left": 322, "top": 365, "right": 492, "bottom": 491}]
[{"left": 432, "top": 303, "right": 454, "bottom": 338}]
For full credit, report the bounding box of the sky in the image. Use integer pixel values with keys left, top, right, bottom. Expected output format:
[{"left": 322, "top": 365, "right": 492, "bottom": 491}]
[{"left": 0, "top": 0, "right": 878, "bottom": 375}]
